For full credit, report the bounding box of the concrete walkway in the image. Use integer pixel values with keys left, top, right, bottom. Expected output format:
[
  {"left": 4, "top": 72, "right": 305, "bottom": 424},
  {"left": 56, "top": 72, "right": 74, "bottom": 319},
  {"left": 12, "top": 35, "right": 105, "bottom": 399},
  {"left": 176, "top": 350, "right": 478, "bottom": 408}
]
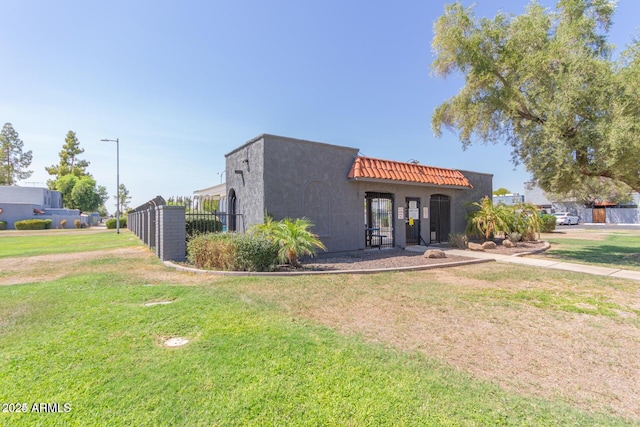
[{"left": 427, "top": 247, "right": 640, "bottom": 282}]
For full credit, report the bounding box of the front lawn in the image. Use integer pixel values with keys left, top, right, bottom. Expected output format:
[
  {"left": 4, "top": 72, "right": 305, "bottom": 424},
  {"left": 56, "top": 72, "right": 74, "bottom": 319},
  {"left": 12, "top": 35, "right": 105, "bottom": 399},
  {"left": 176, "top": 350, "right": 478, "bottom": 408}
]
[
  {"left": 542, "top": 230, "right": 640, "bottom": 271},
  {"left": 1, "top": 231, "right": 638, "bottom": 425}
]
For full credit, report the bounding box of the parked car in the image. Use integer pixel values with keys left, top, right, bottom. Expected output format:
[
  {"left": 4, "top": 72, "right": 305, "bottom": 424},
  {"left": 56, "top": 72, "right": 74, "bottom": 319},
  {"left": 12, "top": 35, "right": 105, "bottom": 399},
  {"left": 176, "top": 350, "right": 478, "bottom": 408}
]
[{"left": 554, "top": 212, "right": 579, "bottom": 225}]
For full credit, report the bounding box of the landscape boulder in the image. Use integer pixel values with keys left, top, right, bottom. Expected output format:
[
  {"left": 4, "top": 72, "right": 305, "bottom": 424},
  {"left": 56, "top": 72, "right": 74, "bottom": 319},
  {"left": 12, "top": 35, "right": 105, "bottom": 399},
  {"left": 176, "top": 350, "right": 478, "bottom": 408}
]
[
  {"left": 482, "top": 241, "right": 497, "bottom": 250},
  {"left": 424, "top": 249, "right": 447, "bottom": 259},
  {"left": 468, "top": 242, "right": 484, "bottom": 251},
  {"left": 503, "top": 239, "right": 515, "bottom": 248}
]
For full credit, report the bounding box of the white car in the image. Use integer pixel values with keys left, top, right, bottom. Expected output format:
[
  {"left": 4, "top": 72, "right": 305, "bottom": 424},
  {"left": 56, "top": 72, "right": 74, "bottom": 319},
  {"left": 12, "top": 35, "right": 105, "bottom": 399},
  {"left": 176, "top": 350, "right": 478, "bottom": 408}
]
[{"left": 554, "top": 212, "right": 579, "bottom": 225}]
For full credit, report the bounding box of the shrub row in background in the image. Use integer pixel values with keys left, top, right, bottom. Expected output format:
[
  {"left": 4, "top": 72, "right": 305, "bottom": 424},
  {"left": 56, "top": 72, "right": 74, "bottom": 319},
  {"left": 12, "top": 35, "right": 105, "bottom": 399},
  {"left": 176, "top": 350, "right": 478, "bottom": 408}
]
[
  {"left": 106, "top": 217, "right": 128, "bottom": 229},
  {"left": 0, "top": 221, "right": 6, "bottom": 230},
  {"left": 14, "top": 219, "right": 53, "bottom": 230},
  {"left": 186, "top": 216, "right": 223, "bottom": 240},
  {"left": 187, "top": 233, "right": 278, "bottom": 272}
]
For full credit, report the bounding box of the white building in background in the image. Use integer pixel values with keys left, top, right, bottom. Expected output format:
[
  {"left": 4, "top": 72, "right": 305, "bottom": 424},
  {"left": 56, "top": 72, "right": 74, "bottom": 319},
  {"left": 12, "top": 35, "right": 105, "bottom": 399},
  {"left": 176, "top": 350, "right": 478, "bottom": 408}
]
[
  {"left": 492, "top": 193, "right": 525, "bottom": 206},
  {"left": 193, "top": 182, "right": 227, "bottom": 213}
]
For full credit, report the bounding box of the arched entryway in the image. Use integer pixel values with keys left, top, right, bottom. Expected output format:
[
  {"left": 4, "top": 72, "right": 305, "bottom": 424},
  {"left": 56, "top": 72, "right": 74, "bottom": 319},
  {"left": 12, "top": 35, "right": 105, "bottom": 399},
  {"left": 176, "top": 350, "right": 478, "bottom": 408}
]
[
  {"left": 228, "top": 189, "right": 237, "bottom": 231},
  {"left": 429, "top": 194, "right": 450, "bottom": 243}
]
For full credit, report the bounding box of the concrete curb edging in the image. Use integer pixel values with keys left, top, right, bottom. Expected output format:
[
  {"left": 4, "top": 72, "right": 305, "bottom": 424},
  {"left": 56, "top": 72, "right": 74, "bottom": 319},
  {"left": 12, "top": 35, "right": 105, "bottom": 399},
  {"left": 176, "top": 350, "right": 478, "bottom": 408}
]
[{"left": 163, "top": 257, "right": 493, "bottom": 277}]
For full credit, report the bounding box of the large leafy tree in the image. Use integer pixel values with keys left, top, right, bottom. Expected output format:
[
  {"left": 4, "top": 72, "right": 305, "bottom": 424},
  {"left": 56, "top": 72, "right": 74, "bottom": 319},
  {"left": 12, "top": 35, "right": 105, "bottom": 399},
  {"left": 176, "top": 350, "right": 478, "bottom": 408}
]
[
  {"left": 71, "top": 176, "right": 107, "bottom": 212},
  {"left": 54, "top": 174, "right": 108, "bottom": 212},
  {"left": 431, "top": 0, "right": 640, "bottom": 193},
  {"left": 0, "top": 123, "right": 33, "bottom": 185}
]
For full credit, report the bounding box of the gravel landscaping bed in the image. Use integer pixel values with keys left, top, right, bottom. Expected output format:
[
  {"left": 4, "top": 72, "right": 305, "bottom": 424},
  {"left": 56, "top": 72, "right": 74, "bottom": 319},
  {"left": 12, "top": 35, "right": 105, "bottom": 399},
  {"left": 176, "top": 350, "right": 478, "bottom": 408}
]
[{"left": 299, "top": 241, "right": 547, "bottom": 271}]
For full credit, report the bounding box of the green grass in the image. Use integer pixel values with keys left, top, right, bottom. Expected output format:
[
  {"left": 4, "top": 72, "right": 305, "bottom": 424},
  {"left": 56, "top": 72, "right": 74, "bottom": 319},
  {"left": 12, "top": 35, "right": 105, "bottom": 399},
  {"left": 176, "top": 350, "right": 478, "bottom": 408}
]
[
  {"left": 466, "top": 288, "right": 628, "bottom": 317},
  {"left": 0, "top": 232, "right": 636, "bottom": 426},
  {"left": 0, "top": 229, "right": 139, "bottom": 258},
  {"left": 545, "top": 232, "right": 640, "bottom": 271},
  {"left": 1, "top": 274, "right": 626, "bottom": 426}
]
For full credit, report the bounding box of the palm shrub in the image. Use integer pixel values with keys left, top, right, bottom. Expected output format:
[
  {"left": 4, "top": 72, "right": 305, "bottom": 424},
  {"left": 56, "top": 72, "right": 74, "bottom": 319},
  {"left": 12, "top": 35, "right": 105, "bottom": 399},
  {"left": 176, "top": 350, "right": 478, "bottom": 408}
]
[
  {"left": 509, "top": 203, "right": 542, "bottom": 241},
  {"left": 250, "top": 217, "right": 326, "bottom": 267},
  {"left": 466, "top": 196, "right": 511, "bottom": 240}
]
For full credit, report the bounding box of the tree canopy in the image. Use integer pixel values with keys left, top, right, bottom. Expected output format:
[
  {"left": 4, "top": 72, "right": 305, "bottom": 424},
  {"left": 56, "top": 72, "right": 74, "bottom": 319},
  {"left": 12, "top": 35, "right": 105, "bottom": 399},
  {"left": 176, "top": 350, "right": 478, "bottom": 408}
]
[
  {"left": 46, "top": 131, "right": 90, "bottom": 183},
  {"left": 431, "top": 0, "right": 640, "bottom": 193},
  {"left": 46, "top": 131, "right": 108, "bottom": 212},
  {"left": 0, "top": 123, "right": 33, "bottom": 185},
  {"left": 54, "top": 175, "right": 108, "bottom": 212},
  {"left": 115, "top": 183, "right": 132, "bottom": 214}
]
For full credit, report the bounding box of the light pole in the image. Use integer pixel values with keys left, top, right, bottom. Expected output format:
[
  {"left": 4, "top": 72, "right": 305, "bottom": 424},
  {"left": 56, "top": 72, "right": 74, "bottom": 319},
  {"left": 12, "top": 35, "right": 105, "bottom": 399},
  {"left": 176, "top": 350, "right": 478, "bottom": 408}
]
[{"left": 101, "top": 138, "right": 120, "bottom": 234}]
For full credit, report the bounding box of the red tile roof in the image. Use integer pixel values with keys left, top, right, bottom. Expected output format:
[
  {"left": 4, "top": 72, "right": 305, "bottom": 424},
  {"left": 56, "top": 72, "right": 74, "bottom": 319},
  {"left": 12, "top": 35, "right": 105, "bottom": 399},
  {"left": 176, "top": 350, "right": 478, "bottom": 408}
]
[{"left": 348, "top": 156, "right": 473, "bottom": 188}]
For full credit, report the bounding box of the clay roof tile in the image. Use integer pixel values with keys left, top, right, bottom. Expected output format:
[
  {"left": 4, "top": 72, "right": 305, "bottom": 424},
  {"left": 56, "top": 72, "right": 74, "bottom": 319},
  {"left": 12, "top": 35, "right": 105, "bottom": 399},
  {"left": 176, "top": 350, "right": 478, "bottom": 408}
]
[{"left": 348, "top": 156, "right": 472, "bottom": 188}]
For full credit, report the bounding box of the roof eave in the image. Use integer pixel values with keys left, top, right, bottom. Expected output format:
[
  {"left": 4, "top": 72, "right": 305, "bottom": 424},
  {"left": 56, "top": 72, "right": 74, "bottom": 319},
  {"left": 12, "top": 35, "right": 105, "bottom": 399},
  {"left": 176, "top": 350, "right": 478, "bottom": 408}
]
[{"left": 348, "top": 177, "right": 472, "bottom": 190}]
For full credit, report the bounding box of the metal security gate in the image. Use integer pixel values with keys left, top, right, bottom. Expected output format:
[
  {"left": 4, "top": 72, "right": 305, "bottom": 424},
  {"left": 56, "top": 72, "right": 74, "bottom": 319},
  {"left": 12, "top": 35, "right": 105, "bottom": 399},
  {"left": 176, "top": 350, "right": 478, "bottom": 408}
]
[
  {"left": 430, "top": 194, "right": 450, "bottom": 244},
  {"left": 405, "top": 197, "right": 420, "bottom": 246},
  {"left": 364, "top": 192, "right": 394, "bottom": 249}
]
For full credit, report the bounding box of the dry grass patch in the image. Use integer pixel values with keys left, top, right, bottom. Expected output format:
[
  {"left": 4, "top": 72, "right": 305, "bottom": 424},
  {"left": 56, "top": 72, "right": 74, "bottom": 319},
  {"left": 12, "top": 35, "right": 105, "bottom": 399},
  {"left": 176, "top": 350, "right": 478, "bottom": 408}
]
[{"left": 231, "top": 264, "right": 640, "bottom": 421}]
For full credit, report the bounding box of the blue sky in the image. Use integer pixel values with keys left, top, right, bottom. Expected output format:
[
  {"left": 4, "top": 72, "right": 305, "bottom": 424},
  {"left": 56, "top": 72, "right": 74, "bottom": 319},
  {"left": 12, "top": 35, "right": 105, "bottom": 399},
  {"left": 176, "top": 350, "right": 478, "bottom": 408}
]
[{"left": 2, "top": 0, "right": 639, "bottom": 211}]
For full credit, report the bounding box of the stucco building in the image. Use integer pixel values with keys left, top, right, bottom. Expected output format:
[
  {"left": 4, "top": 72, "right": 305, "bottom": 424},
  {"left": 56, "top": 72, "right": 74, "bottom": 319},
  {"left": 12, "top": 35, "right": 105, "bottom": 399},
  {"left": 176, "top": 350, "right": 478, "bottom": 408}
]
[
  {"left": 224, "top": 134, "right": 492, "bottom": 253},
  {"left": 0, "top": 185, "right": 87, "bottom": 229}
]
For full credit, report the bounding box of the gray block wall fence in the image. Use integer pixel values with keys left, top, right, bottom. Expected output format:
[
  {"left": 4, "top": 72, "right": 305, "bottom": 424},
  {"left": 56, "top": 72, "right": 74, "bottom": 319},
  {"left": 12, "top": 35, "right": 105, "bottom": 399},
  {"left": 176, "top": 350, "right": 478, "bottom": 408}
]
[{"left": 128, "top": 196, "right": 186, "bottom": 262}]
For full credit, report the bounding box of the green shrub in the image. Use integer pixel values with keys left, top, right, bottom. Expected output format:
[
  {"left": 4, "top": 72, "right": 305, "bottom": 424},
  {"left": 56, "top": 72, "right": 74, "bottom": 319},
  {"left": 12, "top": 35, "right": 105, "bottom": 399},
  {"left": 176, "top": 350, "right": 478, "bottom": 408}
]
[
  {"left": 0, "top": 221, "right": 6, "bottom": 230},
  {"left": 448, "top": 232, "right": 468, "bottom": 249},
  {"left": 14, "top": 219, "right": 53, "bottom": 230},
  {"left": 106, "top": 217, "right": 127, "bottom": 229},
  {"left": 234, "top": 234, "right": 278, "bottom": 272},
  {"left": 186, "top": 216, "right": 223, "bottom": 239},
  {"left": 540, "top": 214, "right": 557, "bottom": 233}
]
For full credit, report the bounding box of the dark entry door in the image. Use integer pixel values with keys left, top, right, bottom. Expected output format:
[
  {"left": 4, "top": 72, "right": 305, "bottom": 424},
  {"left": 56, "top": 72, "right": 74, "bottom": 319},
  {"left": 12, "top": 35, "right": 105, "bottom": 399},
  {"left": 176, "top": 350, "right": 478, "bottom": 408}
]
[
  {"left": 228, "top": 189, "right": 237, "bottom": 231},
  {"left": 405, "top": 197, "right": 420, "bottom": 246},
  {"left": 430, "top": 194, "right": 450, "bottom": 243}
]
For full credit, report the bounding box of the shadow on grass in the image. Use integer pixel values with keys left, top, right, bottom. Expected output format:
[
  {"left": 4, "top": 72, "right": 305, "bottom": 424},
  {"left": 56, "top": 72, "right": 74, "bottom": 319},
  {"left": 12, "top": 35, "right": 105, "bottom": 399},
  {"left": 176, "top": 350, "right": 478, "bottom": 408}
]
[{"left": 547, "top": 244, "right": 640, "bottom": 270}]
